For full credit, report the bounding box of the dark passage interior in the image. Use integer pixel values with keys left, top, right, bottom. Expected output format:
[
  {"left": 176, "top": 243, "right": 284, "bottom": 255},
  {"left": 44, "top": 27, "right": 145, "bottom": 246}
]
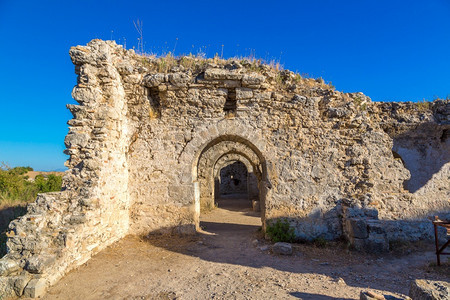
[
  {"left": 213, "top": 160, "right": 260, "bottom": 213},
  {"left": 219, "top": 161, "right": 248, "bottom": 196},
  {"left": 202, "top": 160, "right": 262, "bottom": 236}
]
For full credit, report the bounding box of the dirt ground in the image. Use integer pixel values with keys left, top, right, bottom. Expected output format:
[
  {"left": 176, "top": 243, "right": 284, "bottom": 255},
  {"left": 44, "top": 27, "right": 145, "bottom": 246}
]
[{"left": 44, "top": 197, "right": 449, "bottom": 300}]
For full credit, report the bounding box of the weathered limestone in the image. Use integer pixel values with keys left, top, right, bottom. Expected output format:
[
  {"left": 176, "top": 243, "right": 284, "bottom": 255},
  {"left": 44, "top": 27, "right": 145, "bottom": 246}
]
[
  {"left": 272, "top": 242, "right": 293, "bottom": 255},
  {"left": 0, "top": 39, "right": 449, "bottom": 297},
  {"left": 409, "top": 279, "right": 449, "bottom": 300}
]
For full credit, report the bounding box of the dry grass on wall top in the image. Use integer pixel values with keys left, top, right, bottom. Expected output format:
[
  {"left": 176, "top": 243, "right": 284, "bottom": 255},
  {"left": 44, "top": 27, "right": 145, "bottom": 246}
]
[{"left": 135, "top": 48, "right": 335, "bottom": 92}]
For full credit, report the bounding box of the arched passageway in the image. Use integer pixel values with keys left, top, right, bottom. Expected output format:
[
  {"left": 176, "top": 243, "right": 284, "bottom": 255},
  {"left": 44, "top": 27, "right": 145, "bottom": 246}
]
[
  {"left": 213, "top": 154, "right": 260, "bottom": 211},
  {"left": 192, "top": 135, "right": 268, "bottom": 230}
]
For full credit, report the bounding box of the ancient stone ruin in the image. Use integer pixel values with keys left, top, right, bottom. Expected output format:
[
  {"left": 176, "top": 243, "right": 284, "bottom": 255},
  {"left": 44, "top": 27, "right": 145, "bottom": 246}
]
[{"left": 0, "top": 39, "right": 449, "bottom": 298}]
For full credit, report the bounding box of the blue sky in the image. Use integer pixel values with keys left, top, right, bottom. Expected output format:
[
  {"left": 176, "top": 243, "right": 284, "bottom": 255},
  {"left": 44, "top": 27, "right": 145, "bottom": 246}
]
[{"left": 0, "top": 0, "right": 449, "bottom": 171}]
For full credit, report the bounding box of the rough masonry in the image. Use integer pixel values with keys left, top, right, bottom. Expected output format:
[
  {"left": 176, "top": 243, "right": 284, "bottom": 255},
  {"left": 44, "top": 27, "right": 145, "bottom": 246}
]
[{"left": 0, "top": 39, "right": 449, "bottom": 298}]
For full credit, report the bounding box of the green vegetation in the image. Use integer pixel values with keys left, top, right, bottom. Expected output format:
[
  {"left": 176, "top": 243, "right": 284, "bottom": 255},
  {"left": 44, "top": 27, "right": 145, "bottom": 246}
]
[
  {"left": 0, "top": 164, "right": 63, "bottom": 256},
  {"left": 0, "top": 164, "right": 62, "bottom": 208},
  {"left": 266, "top": 218, "right": 295, "bottom": 243},
  {"left": 415, "top": 99, "right": 431, "bottom": 112},
  {"left": 34, "top": 174, "right": 62, "bottom": 193},
  {"left": 352, "top": 94, "right": 367, "bottom": 111}
]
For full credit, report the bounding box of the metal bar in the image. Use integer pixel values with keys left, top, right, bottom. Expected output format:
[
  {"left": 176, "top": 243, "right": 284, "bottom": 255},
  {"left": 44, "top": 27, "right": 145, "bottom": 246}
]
[{"left": 438, "top": 240, "right": 450, "bottom": 253}]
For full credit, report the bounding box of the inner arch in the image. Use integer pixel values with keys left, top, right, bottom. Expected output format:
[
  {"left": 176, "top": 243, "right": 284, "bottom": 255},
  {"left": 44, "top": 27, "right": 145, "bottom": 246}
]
[
  {"left": 193, "top": 135, "right": 268, "bottom": 229},
  {"left": 213, "top": 154, "right": 260, "bottom": 208}
]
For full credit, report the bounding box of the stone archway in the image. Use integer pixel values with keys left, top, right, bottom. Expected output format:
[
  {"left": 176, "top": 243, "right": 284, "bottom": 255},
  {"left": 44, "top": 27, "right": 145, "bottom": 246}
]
[
  {"left": 196, "top": 139, "right": 262, "bottom": 210},
  {"left": 213, "top": 154, "right": 260, "bottom": 204},
  {"left": 195, "top": 137, "right": 266, "bottom": 228},
  {"left": 184, "top": 124, "right": 270, "bottom": 230}
]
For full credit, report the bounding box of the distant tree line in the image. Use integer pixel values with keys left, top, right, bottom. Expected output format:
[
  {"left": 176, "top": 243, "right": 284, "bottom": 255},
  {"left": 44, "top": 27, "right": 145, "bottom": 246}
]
[{"left": 0, "top": 164, "right": 62, "bottom": 207}]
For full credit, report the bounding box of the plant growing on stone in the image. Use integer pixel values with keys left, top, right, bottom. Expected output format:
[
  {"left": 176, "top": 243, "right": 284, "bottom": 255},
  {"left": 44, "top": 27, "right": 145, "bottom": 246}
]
[
  {"left": 327, "top": 81, "right": 335, "bottom": 91},
  {"left": 352, "top": 94, "right": 368, "bottom": 111},
  {"left": 275, "top": 73, "right": 284, "bottom": 86},
  {"left": 415, "top": 99, "right": 430, "bottom": 112},
  {"left": 133, "top": 19, "right": 144, "bottom": 54},
  {"left": 266, "top": 218, "right": 295, "bottom": 243}
]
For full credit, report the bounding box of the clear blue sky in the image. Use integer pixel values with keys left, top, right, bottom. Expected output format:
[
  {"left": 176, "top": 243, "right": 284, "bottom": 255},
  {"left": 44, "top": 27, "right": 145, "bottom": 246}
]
[{"left": 0, "top": 0, "right": 449, "bottom": 171}]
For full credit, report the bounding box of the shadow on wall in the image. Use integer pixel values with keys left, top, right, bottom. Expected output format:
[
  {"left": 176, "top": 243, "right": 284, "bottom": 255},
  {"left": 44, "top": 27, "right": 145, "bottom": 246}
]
[
  {"left": 392, "top": 123, "right": 450, "bottom": 193},
  {"left": 219, "top": 161, "right": 248, "bottom": 195},
  {"left": 0, "top": 205, "right": 28, "bottom": 256}
]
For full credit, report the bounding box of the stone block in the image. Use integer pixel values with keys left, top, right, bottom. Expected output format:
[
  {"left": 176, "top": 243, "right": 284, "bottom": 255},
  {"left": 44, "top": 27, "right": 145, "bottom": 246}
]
[
  {"left": 365, "top": 235, "right": 389, "bottom": 253},
  {"left": 68, "top": 214, "right": 87, "bottom": 225},
  {"left": 0, "top": 258, "right": 21, "bottom": 276},
  {"left": 222, "top": 80, "right": 241, "bottom": 88},
  {"left": 23, "top": 278, "right": 47, "bottom": 298},
  {"left": 352, "top": 236, "right": 388, "bottom": 253},
  {"left": 172, "top": 224, "right": 196, "bottom": 235},
  {"left": 272, "top": 242, "right": 293, "bottom": 255},
  {"left": 71, "top": 86, "right": 102, "bottom": 104},
  {"left": 346, "top": 218, "right": 368, "bottom": 239},
  {"left": 291, "top": 94, "right": 307, "bottom": 104},
  {"left": 409, "top": 279, "right": 449, "bottom": 300},
  {"left": 12, "top": 272, "right": 33, "bottom": 296},
  {"left": 116, "top": 61, "right": 134, "bottom": 75},
  {"left": 69, "top": 46, "right": 94, "bottom": 65},
  {"left": 0, "top": 276, "right": 16, "bottom": 299},
  {"left": 364, "top": 209, "right": 379, "bottom": 219},
  {"left": 64, "top": 132, "right": 89, "bottom": 148},
  {"left": 367, "top": 220, "right": 386, "bottom": 235},
  {"left": 343, "top": 207, "right": 366, "bottom": 218},
  {"left": 242, "top": 73, "right": 265, "bottom": 86},
  {"left": 168, "top": 72, "right": 190, "bottom": 86},
  {"left": 236, "top": 88, "right": 253, "bottom": 100},
  {"left": 252, "top": 200, "right": 261, "bottom": 212},
  {"left": 142, "top": 73, "right": 166, "bottom": 87},
  {"left": 204, "top": 68, "right": 243, "bottom": 80},
  {"left": 25, "top": 255, "right": 56, "bottom": 274},
  {"left": 359, "top": 291, "right": 385, "bottom": 300},
  {"left": 328, "top": 107, "right": 348, "bottom": 118}
]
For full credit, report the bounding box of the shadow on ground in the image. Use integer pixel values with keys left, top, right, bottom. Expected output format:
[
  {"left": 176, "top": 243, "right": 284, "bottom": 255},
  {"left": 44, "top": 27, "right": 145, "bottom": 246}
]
[
  {"left": 145, "top": 196, "right": 449, "bottom": 297},
  {"left": 290, "top": 291, "right": 352, "bottom": 299}
]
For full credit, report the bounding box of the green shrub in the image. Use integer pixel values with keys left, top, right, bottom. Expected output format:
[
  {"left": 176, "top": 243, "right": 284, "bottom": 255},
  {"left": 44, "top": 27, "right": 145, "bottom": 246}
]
[
  {"left": 35, "top": 174, "right": 62, "bottom": 193},
  {"left": 0, "top": 165, "right": 63, "bottom": 256},
  {"left": 0, "top": 166, "right": 38, "bottom": 205},
  {"left": 266, "top": 218, "right": 295, "bottom": 243},
  {"left": 0, "top": 165, "right": 62, "bottom": 207},
  {"left": 313, "top": 237, "right": 328, "bottom": 248}
]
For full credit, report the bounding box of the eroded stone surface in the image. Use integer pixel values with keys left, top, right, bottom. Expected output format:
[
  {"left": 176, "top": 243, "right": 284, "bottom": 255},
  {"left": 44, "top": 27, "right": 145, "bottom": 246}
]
[
  {"left": 272, "top": 242, "right": 293, "bottom": 255},
  {"left": 0, "top": 39, "right": 449, "bottom": 297},
  {"left": 409, "top": 279, "right": 449, "bottom": 300}
]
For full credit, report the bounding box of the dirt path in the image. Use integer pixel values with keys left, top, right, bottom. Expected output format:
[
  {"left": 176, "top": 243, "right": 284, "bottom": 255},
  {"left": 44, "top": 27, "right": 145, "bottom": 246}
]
[{"left": 44, "top": 197, "right": 449, "bottom": 299}]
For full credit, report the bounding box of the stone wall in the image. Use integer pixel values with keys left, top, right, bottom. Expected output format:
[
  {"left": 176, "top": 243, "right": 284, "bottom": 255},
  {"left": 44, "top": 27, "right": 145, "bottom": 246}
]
[
  {"left": 1, "top": 40, "right": 131, "bottom": 298},
  {"left": 0, "top": 39, "right": 449, "bottom": 297},
  {"left": 219, "top": 161, "right": 248, "bottom": 195}
]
